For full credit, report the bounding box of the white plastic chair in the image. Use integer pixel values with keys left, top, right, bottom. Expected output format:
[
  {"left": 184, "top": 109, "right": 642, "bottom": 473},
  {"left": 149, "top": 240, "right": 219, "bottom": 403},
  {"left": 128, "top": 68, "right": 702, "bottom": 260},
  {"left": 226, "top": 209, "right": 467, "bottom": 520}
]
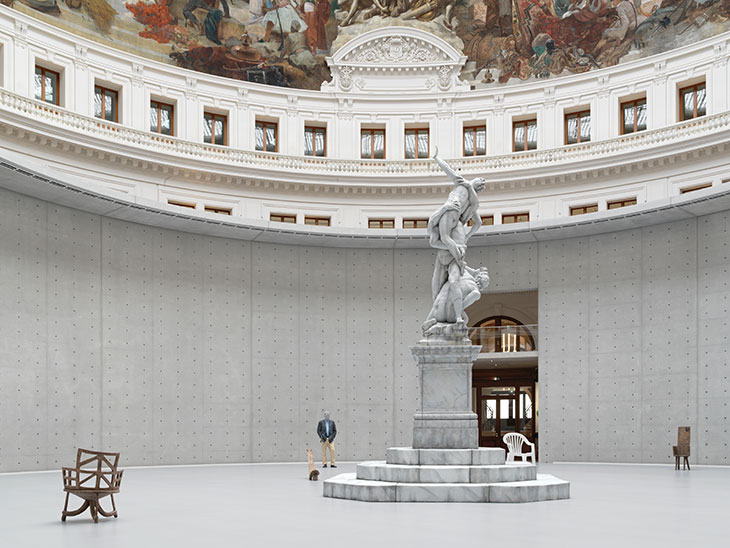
[{"left": 503, "top": 432, "right": 536, "bottom": 463}]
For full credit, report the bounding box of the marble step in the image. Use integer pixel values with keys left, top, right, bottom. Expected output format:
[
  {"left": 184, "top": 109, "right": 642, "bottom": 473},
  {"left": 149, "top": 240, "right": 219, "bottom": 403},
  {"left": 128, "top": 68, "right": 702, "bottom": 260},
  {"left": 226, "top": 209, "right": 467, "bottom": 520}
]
[
  {"left": 323, "top": 473, "right": 570, "bottom": 503},
  {"left": 386, "top": 447, "right": 505, "bottom": 466},
  {"left": 357, "top": 461, "right": 536, "bottom": 484}
]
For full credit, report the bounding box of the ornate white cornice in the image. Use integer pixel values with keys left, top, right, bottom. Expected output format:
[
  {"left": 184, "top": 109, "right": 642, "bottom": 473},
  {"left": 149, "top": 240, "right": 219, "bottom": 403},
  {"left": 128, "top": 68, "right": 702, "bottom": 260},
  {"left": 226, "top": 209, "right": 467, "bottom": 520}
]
[{"left": 0, "top": 156, "right": 728, "bottom": 250}]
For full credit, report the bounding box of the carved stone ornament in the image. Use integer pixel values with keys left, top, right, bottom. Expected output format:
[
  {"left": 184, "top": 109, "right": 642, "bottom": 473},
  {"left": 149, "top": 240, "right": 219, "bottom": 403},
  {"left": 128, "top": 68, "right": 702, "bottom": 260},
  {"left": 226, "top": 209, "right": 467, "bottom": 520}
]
[
  {"left": 324, "top": 26, "right": 468, "bottom": 94},
  {"left": 437, "top": 66, "right": 452, "bottom": 90},
  {"left": 339, "top": 66, "right": 354, "bottom": 91},
  {"left": 347, "top": 36, "right": 447, "bottom": 65}
]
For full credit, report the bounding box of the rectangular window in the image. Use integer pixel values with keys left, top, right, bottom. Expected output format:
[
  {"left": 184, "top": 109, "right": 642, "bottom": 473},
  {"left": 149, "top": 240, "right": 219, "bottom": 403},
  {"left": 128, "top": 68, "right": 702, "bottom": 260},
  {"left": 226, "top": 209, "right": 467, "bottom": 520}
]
[
  {"left": 361, "top": 129, "right": 385, "bottom": 159},
  {"left": 34, "top": 66, "right": 59, "bottom": 105},
  {"left": 502, "top": 212, "right": 530, "bottom": 224},
  {"left": 680, "top": 183, "right": 712, "bottom": 194},
  {"left": 368, "top": 218, "right": 394, "bottom": 228},
  {"left": 405, "top": 128, "right": 429, "bottom": 159},
  {"left": 467, "top": 215, "right": 495, "bottom": 227},
  {"left": 463, "top": 125, "right": 486, "bottom": 156},
  {"left": 403, "top": 218, "right": 429, "bottom": 229},
  {"left": 270, "top": 213, "right": 296, "bottom": 223},
  {"left": 679, "top": 83, "right": 706, "bottom": 121},
  {"left": 204, "top": 112, "right": 227, "bottom": 146},
  {"left": 513, "top": 119, "right": 537, "bottom": 152},
  {"left": 570, "top": 204, "right": 598, "bottom": 216},
  {"left": 150, "top": 100, "right": 174, "bottom": 135},
  {"left": 304, "top": 216, "right": 330, "bottom": 226},
  {"left": 255, "top": 121, "right": 278, "bottom": 152},
  {"left": 607, "top": 198, "right": 637, "bottom": 209},
  {"left": 565, "top": 110, "right": 591, "bottom": 145},
  {"left": 94, "top": 85, "right": 118, "bottom": 122},
  {"left": 204, "top": 206, "right": 231, "bottom": 215},
  {"left": 168, "top": 200, "right": 195, "bottom": 209},
  {"left": 621, "top": 98, "right": 647, "bottom": 134},
  {"left": 304, "top": 126, "right": 326, "bottom": 157}
]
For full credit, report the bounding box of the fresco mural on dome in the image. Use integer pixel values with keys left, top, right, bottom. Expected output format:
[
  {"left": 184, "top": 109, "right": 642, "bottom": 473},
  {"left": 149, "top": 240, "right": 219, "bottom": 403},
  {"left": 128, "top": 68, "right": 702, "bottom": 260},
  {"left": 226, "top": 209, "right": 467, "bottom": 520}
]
[{"left": 8, "top": 0, "right": 730, "bottom": 89}]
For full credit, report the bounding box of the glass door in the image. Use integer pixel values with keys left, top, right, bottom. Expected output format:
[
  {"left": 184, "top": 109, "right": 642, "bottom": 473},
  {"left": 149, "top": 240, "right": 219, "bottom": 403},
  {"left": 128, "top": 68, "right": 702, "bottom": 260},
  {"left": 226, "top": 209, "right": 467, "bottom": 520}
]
[
  {"left": 479, "top": 396, "right": 498, "bottom": 446},
  {"left": 478, "top": 387, "right": 516, "bottom": 447},
  {"left": 519, "top": 386, "right": 534, "bottom": 436}
]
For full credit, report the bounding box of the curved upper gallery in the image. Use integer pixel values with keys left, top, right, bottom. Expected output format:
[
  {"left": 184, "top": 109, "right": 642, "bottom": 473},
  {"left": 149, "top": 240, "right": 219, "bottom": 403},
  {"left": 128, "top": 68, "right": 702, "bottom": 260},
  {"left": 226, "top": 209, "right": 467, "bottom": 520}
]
[{"left": 0, "top": 6, "right": 729, "bottom": 236}]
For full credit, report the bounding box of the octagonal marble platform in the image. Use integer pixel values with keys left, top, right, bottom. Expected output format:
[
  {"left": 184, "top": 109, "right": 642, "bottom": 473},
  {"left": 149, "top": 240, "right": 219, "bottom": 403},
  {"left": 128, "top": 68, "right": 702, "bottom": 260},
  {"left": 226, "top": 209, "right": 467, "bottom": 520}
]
[{"left": 323, "top": 447, "right": 570, "bottom": 503}]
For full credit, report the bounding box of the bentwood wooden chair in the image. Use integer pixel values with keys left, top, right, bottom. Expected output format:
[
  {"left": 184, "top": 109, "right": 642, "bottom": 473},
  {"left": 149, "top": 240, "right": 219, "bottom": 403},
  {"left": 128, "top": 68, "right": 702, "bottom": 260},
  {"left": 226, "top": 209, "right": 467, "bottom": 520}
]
[{"left": 61, "top": 449, "right": 123, "bottom": 522}]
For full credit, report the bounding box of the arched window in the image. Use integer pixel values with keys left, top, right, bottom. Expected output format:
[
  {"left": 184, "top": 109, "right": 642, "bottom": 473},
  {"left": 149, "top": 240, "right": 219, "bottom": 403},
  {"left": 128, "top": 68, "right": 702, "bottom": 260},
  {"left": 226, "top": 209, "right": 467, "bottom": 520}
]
[{"left": 470, "top": 315, "right": 536, "bottom": 352}]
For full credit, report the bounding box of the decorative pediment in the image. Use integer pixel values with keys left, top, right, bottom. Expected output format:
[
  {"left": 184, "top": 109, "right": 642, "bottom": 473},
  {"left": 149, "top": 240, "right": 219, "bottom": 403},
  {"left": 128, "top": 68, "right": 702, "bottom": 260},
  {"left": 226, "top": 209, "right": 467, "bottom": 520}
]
[
  {"left": 323, "top": 27, "right": 468, "bottom": 94},
  {"left": 343, "top": 35, "right": 450, "bottom": 65}
]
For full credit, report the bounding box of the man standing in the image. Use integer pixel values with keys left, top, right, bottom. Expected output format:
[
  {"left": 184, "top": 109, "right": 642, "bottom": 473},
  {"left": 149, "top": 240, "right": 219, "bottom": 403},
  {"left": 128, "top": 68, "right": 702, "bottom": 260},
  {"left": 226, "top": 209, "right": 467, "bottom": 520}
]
[{"left": 317, "top": 411, "right": 337, "bottom": 468}]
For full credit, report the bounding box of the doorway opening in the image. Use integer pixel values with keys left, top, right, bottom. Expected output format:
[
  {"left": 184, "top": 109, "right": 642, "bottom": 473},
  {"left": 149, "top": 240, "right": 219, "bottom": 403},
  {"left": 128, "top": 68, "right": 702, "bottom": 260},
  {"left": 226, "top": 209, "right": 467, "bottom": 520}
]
[
  {"left": 467, "top": 290, "right": 539, "bottom": 456},
  {"left": 472, "top": 368, "right": 537, "bottom": 451}
]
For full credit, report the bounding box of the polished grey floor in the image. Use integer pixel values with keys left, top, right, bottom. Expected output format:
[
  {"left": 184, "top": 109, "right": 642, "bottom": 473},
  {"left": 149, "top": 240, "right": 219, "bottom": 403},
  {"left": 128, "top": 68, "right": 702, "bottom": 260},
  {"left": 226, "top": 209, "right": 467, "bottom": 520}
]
[{"left": 0, "top": 462, "right": 727, "bottom": 548}]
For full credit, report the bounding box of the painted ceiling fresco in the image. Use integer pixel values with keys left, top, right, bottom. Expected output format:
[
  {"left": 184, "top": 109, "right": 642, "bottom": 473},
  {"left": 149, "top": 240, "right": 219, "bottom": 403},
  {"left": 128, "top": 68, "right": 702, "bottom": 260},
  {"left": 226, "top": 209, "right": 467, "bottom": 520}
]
[{"left": 10, "top": 0, "right": 730, "bottom": 89}]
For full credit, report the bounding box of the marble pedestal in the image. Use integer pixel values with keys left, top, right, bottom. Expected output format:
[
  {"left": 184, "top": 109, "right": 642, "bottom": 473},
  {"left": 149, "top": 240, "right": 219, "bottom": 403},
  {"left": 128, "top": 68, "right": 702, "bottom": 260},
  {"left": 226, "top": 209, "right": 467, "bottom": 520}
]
[
  {"left": 323, "top": 324, "right": 570, "bottom": 503},
  {"left": 411, "top": 330, "right": 481, "bottom": 449},
  {"left": 323, "top": 447, "right": 570, "bottom": 503}
]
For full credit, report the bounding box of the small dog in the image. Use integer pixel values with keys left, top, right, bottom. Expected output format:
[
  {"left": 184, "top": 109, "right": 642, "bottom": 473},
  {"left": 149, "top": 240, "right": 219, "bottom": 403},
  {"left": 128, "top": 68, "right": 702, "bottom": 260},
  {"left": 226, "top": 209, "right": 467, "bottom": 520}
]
[{"left": 306, "top": 448, "right": 319, "bottom": 481}]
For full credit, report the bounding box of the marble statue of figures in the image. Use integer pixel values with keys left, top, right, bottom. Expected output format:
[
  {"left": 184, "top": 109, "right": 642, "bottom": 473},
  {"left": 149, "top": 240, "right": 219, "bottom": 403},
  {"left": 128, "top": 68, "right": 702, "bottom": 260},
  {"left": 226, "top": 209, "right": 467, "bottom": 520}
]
[
  {"left": 424, "top": 263, "right": 490, "bottom": 325},
  {"left": 423, "top": 150, "right": 488, "bottom": 333}
]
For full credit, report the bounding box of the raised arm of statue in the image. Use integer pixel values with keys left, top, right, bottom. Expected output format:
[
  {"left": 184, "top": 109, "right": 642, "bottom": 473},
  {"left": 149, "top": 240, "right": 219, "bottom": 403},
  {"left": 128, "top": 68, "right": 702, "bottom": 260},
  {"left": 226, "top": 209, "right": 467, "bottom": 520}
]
[{"left": 432, "top": 147, "right": 462, "bottom": 184}]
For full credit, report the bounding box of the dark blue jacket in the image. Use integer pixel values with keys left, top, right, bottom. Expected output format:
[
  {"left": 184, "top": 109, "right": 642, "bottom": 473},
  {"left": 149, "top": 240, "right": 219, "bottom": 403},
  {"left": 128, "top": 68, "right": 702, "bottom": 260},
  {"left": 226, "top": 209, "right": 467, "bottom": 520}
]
[{"left": 317, "top": 419, "right": 336, "bottom": 442}]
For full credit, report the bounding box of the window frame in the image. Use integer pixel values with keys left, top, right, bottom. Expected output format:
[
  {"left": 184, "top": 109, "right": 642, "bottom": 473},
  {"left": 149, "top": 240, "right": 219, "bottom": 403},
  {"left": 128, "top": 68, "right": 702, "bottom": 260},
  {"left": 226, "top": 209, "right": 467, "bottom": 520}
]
[
  {"left": 150, "top": 99, "right": 175, "bottom": 136},
  {"left": 678, "top": 82, "right": 706, "bottom": 122},
  {"left": 502, "top": 212, "right": 530, "bottom": 224},
  {"left": 204, "top": 205, "right": 232, "bottom": 215},
  {"left": 570, "top": 204, "right": 598, "bottom": 216},
  {"left": 368, "top": 218, "right": 395, "bottom": 229},
  {"left": 203, "top": 111, "right": 228, "bottom": 146},
  {"left": 402, "top": 218, "right": 429, "bottom": 229},
  {"left": 360, "top": 128, "right": 386, "bottom": 160},
  {"left": 467, "top": 215, "right": 495, "bottom": 227},
  {"left": 463, "top": 124, "right": 487, "bottom": 157},
  {"left": 94, "top": 85, "right": 118, "bottom": 123},
  {"left": 607, "top": 198, "right": 638, "bottom": 210},
  {"left": 304, "top": 215, "right": 331, "bottom": 226},
  {"left": 404, "top": 127, "right": 430, "bottom": 159},
  {"left": 270, "top": 213, "right": 296, "bottom": 223},
  {"left": 35, "top": 65, "right": 60, "bottom": 106},
  {"left": 168, "top": 200, "right": 196, "bottom": 209},
  {"left": 512, "top": 118, "right": 537, "bottom": 152},
  {"left": 680, "top": 183, "right": 712, "bottom": 194},
  {"left": 256, "top": 120, "right": 279, "bottom": 153},
  {"left": 620, "top": 97, "right": 647, "bottom": 135},
  {"left": 564, "top": 110, "right": 591, "bottom": 145},
  {"left": 304, "top": 125, "right": 327, "bottom": 157}
]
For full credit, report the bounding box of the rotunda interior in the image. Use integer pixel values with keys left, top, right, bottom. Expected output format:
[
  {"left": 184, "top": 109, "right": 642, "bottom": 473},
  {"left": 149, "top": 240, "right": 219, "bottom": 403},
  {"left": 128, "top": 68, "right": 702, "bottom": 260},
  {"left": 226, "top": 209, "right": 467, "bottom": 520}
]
[{"left": 0, "top": 1, "right": 729, "bottom": 544}]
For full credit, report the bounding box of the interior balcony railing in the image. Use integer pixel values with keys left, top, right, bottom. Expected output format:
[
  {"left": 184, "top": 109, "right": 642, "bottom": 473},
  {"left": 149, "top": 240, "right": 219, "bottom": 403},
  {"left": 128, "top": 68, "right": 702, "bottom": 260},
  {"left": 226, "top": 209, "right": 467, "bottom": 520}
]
[
  {"left": 468, "top": 325, "right": 537, "bottom": 353},
  {"left": 1, "top": 88, "right": 729, "bottom": 180}
]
